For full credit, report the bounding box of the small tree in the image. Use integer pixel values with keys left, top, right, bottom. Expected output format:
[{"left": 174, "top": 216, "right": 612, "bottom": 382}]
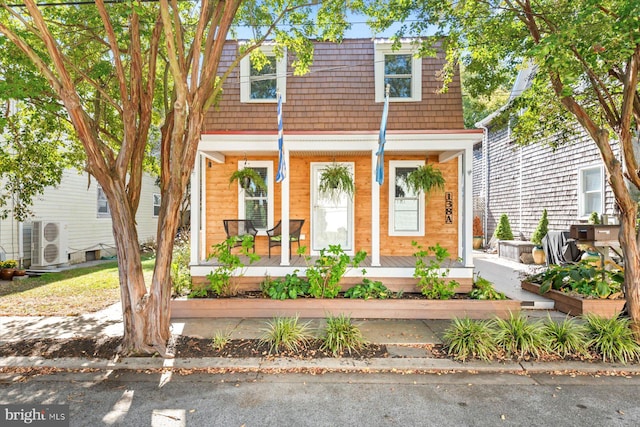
[
  {"left": 494, "top": 214, "right": 514, "bottom": 240},
  {"left": 531, "top": 209, "right": 549, "bottom": 247},
  {"left": 589, "top": 212, "right": 600, "bottom": 225}
]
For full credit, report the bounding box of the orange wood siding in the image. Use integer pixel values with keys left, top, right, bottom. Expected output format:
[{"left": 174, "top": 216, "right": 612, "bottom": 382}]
[
  {"left": 205, "top": 154, "right": 458, "bottom": 258},
  {"left": 203, "top": 39, "right": 464, "bottom": 133}
]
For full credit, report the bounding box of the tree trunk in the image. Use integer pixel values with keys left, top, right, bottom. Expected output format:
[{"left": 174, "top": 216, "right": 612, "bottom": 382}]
[{"left": 619, "top": 202, "right": 640, "bottom": 336}]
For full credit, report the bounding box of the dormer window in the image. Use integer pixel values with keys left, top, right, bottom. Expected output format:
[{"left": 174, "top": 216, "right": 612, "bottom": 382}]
[
  {"left": 374, "top": 42, "right": 422, "bottom": 102},
  {"left": 240, "top": 45, "right": 287, "bottom": 103}
]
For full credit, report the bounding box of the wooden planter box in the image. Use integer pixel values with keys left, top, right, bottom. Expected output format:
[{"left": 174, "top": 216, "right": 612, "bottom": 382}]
[
  {"left": 521, "top": 281, "right": 625, "bottom": 318},
  {"left": 171, "top": 297, "right": 520, "bottom": 320}
]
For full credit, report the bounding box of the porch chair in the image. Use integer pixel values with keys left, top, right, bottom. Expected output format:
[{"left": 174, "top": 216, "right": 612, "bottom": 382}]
[
  {"left": 223, "top": 219, "right": 258, "bottom": 253},
  {"left": 267, "top": 219, "right": 305, "bottom": 258}
]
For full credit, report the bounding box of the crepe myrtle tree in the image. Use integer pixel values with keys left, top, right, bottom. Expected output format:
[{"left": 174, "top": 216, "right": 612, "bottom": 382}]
[
  {"left": 365, "top": 0, "right": 640, "bottom": 333},
  {"left": 0, "top": 0, "right": 354, "bottom": 356}
]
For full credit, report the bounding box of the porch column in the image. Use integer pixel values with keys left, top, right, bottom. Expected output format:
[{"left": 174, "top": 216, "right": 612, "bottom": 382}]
[
  {"left": 371, "top": 150, "right": 381, "bottom": 266},
  {"left": 190, "top": 153, "right": 202, "bottom": 266},
  {"left": 280, "top": 147, "right": 290, "bottom": 265},
  {"left": 462, "top": 147, "right": 474, "bottom": 268}
]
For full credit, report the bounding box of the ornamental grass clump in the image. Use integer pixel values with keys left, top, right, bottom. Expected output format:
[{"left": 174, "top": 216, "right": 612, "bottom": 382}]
[
  {"left": 321, "top": 314, "right": 367, "bottom": 356},
  {"left": 260, "top": 316, "right": 314, "bottom": 355},
  {"left": 492, "top": 312, "right": 545, "bottom": 359},
  {"left": 442, "top": 318, "right": 497, "bottom": 361},
  {"left": 210, "top": 330, "right": 232, "bottom": 351},
  {"left": 584, "top": 314, "right": 640, "bottom": 364},
  {"left": 541, "top": 315, "right": 589, "bottom": 358}
]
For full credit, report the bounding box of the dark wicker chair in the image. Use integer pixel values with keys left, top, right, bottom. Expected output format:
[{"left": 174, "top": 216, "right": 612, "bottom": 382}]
[
  {"left": 223, "top": 219, "right": 258, "bottom": 253},
  {"left": 266, "top": 219, "right": 305, "bottom": 258}
]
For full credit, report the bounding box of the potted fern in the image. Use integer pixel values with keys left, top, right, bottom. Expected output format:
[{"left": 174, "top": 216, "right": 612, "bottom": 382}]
[
  {"left": 229, "top": 167, "right": 267, "bottom": 192},
  {"left": 319, "top": 162, "right": 355, "bottom": 202},
  {"left": 531, "top": 209, "right": 549, "bottom": 264},
  {"left": 405, "top": 164, "right": 445, "bottom": 196}
]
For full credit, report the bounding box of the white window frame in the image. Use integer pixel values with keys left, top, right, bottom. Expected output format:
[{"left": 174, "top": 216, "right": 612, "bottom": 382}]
[
  {"left": 153, "top": 193, "right": 161, "bottom": 217},
  {"left": 577, "top": 164, "right": 604, "bottom": 219},
  {"left": 97, "top": 185, "right": 111, "bottom": 218},
  {"left": 374, "top": 41, "right": 422, "bottom": 103},
  {"left": 389, "top": 160, "right": 425, "bottom": 236},
  {"left": 237, "top": 160, "right": 274, "bottom": 234},
  {"left": 240, "top": 44, "right": 287, "bottom": 103}
]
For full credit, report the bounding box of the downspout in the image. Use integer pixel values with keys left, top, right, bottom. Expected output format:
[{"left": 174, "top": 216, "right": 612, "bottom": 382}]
[{"left": 477, "top": 123, "right": 489, "bottom": 245}]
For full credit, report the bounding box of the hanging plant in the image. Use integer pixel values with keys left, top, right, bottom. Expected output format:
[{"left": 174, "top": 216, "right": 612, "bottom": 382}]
[
  {"left": 229, "top": 167, "right": 267, "bottom": 192},
  {"left": 318, "top": 162, "right": 355, "bottom": 202},
  {"left": 405, "top": 164, "right": 445, "bottom": 195}
]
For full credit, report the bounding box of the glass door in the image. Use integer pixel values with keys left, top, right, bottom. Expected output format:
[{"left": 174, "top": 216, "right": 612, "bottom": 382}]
[{"left": 311, "top": 162, "right": 354, "bottom": 253}]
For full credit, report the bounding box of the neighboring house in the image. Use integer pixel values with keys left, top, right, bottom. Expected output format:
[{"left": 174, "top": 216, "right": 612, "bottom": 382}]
[
  {"left": 189, "top": 38, "right": 482, "bottom": 286},
  {"left": 474, "top": 68, "right": 619, "bottom": 242},
  {"left": 0, "top": 169, "right": 160, "bottom": 268}
]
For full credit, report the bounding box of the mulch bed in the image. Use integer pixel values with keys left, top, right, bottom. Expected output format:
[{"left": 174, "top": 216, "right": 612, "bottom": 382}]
[{"left": 0, "top": 336, "right": 388, "bottom": 360}]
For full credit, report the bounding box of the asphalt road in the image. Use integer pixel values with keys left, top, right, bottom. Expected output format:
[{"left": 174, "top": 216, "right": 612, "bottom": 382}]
[{"left": 2, "top": 370, "right": 640, "bottom": 426}]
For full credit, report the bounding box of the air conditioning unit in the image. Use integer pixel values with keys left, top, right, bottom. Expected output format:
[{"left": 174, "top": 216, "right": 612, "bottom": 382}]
[{"left": 32, "top": 221, "right": 68, "bottom": 267}]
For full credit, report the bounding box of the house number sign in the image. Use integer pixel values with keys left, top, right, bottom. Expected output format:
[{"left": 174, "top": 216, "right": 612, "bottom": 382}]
[{"left": 445, "top": 192, "right": 454, "bottom": 224}]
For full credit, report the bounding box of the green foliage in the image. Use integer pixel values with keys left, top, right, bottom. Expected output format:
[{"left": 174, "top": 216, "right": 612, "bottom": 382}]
[
  {"left": 541, "top": 316, "right": 589, "bottom": 358},
  {"left": 321, "top": 314, "right": 367, "bottom": 356},
  {"left": 318, "top": 162, "right": 355, "bottom": 202},
  {"left": 170, "top": 232, "right": 191, "bottom": 297},
  {"left": 210, "top": 330, "right": 232, "bottom": 351},
  {"left": 589, "top": 212, "right": 600, "bottom": 225},
  {"left": 261, "top": 271, "right": 309, "bottom": 300},
  {"left": 492, "top": 312, "right": 545, "bottom": 359},
  {"left": 584, "top": 314, "right": 640, "bottom": 364},
  {"left": 0, "top": 259, "right": 18, "bottom": 269},
  {"left": 304, "top": 245, "right": 366, "bottom": 298},
  {"left": 412, "top": 241, "right": 459, "bottom": 299},
  {"left": 531, "top": 209, "right": 549, "bottom": 246},
  {"left": 469, "top": 274, "right": 506, "bottom": 300},
  {"left": 442, "top": 318, "right": 497, "bottom": 361},
  {"left": 494, "top": 214, "right": 514, "bottom": 240},
  {"left": 195, "top": 236, "right": 259, "bottom": 297},
  {"left": 229, "top": 167, "right": 267, "bottom": 192},
  {"left": 528, "top": 263, "right": 623, "bottom": 299},
  {"left": 405, "top": 164, "right": 445, "bottom": 196},
  {"left": 260, "top": 316, "right": 314, "bottom": 355},
  {"left": 344, "top": 274, "right": 391, "bottom": 300}
]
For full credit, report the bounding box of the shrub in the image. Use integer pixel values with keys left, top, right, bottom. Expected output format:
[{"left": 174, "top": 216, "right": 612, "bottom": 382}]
[
  {"left": 442, "top": 318, "right": 497, "bottom": 361},
  {"left": 541, "top": 315, "right": 589, "bottom": 358},
  {"left": 531, "top": 209, "right": 549, "bottom": 246},
  {"left": 261, "top": 271, "right": 310, "bottom": 300},
  {"left": 171, "top": 233, "right": 191, "bottom": 297},
  {"left": 473, "top": 216, "right": 483, "bottom": 237},
  {"left": 494, "top": 214, "right": 514, "bottom": 240},
  {"left": 527, "top": 262, "right": 623, "bottom": 298},
  {"left": 199, "top": 236, "right": 259, "bottom": 297},
  {"left": 584, "top": 314, "right": 640, "bottom": 363},
  {"left": 344, "top": 273, "right": 391, "bottom": 299},
  {"left": 321, "top": 314, "right": 367, "bottom": 356},
  {"left": 260, "top": 316, "right": 314, "bottom": 354},
  {"left": 304, "top": 245, "right": 366, "bottom": 298},
  {"left": 469, "top": 274, "right": 506, "bottom": 300},
  {"left": 412, "top": 242, "right": 459, "bottom": 299},
  {"left": 493, "top": 312, "right": 545, "bottom": 359}
]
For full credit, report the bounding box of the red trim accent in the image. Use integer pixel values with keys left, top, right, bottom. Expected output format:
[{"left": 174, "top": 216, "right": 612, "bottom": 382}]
[{"left": 200, "top": 129, "right": 483, "bottom": 136}]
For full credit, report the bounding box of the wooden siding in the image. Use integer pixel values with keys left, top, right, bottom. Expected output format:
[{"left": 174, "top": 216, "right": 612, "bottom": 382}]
[
  {"left": 205, "top": 153, "right": 459, "bottom": 258},
  {"left": 203, "top": 39, "right": 464, "bottom": 133},
  {"left": 475, "top": 125, "right": 618, "bottom": 240}
]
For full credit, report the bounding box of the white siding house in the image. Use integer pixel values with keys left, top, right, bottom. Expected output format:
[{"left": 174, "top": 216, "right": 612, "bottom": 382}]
[{"left": 0, "top": 169, "right": 160, "bottom": 267}]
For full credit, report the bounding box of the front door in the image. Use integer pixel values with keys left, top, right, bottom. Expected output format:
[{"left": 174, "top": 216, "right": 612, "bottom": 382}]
[{"left": 311, "top": 162, "right": 354, "bottom": 254}]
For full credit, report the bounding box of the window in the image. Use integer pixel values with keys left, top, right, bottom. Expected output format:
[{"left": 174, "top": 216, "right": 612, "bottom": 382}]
[
  {"left": 237, "top": 161, "right": 274, "bottom": 232},
  {"left": 578, "top": 165, "right": 604, "bottom": 218},
  {"left": 153, "top": 194, "right": 161, "bottom": 217},
  {"left": 374, "top": 42, "right": 422, "bottom": 102},
  {"left": 389, "top": 161, "right": 425, "bottom": 236},
  {"left": 240, "top": 45, "right": 287, "bottom": 103},
  {"left": 97, "top": 186, "right": 110, "bottom": 218}
]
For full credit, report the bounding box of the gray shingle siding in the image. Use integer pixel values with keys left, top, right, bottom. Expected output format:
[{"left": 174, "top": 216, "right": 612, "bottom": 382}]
[{"left": 475, "top": 124, "right": 618, "bottom": 240}]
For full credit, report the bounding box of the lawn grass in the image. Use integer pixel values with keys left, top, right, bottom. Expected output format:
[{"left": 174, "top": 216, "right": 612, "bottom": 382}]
[{"left": 0, "top": 256, "right": 155, "bottom": 316}]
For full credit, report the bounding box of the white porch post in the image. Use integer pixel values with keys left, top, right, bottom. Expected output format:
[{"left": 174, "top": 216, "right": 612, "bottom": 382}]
[
  {"left": 190, "top": 153, "right": 202, "bottom": 266},
  {"left": 462, "top": 147, "right": 474, "bottom": 268},
  {"left": 280, "top": 147, "right": 290, "bottom": 265},
  {"left": 371, "top": 150, "right": 381, "bottom": 266}
]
